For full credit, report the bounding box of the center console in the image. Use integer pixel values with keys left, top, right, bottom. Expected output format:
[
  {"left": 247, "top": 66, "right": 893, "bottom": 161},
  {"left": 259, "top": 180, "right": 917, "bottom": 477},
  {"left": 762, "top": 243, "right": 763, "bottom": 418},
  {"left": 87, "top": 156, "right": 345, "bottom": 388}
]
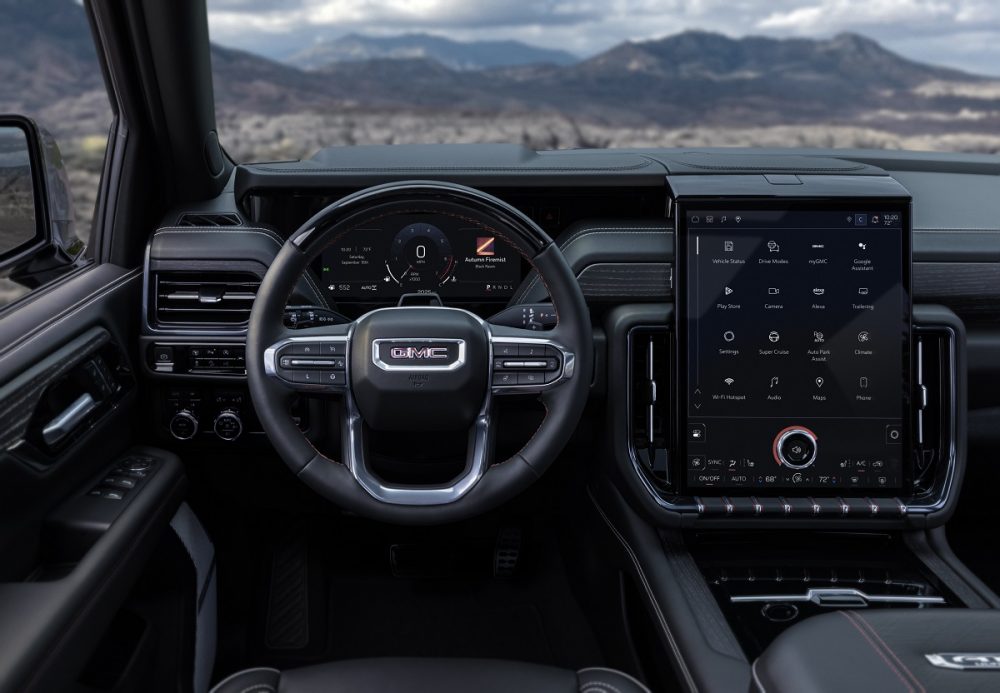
[{"left": 599, "top": 171, "right": 973, "bottom": 690}]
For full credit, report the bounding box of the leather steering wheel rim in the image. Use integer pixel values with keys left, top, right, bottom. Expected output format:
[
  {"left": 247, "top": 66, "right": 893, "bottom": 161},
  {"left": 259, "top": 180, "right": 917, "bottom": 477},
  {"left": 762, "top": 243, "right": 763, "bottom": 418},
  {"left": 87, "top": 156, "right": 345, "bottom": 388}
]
[{"left": 246, "top": 181, "right": 593, "bottom": 524}]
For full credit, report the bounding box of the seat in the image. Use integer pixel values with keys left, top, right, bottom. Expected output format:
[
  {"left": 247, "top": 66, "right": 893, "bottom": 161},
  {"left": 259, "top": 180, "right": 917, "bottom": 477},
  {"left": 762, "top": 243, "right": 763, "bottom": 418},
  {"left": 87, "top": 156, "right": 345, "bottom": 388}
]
[
  {"left": 754, "top": 609, "right": 1000, "bottom": 692},
  {"left": 209, "top": 658, "right": 650, "bottom": 693}
]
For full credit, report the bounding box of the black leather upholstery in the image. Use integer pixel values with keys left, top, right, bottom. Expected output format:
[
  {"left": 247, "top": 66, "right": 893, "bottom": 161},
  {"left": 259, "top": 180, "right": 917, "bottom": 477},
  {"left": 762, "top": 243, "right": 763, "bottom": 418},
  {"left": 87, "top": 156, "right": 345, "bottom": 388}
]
[
  {"left": 209, "top": 659, "right": 650, "bottom": 693},
  {"left": 754, "top": 609, "right": 1000, "bottom": 693}
]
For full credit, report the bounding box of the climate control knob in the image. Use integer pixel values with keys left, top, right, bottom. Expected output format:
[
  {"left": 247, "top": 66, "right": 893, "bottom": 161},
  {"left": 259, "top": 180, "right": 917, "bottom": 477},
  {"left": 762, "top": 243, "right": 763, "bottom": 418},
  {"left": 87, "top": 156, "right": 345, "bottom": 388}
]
[
  {"left": 774, "top": 427, "right": 818, "bottom": 469},
  {"left": 213, "top": 410, "right": 243, "bottom": 442},
  {"left": 169, "top": 410, "right": 199, "bottom": 440}
]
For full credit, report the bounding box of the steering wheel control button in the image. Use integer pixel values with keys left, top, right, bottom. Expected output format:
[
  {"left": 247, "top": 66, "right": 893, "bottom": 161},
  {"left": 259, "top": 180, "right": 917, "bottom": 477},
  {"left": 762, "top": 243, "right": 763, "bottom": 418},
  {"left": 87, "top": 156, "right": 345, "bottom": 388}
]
[
  {"left": 491, "top": 341, "right": 567, "bottom": 391},
  {"left": 268, "top": 338, "right": 351, "bottom": 391},
  {"left": 282, "top": 357, "right": 346, "bottom": 369},
  {"left": 321, "top": 371, "right": 346, "bottom": 385},
  {"left": 773, "top": 426, "right": 818, "bottom": 469},
  {"left": 518, "top": 372, "right": 544, "bottom": 386},
  {"left": 292, "top": 370, "right": 323, "bottom": 385},
  {"left": 284, "top": 342, "right": 322, "bottom": 355},
  {"left": 518, "top": 344, "right": 547, "bottom": 357},
  {"left": 493, "top": 372, "right": 517, "bottom": 386}
]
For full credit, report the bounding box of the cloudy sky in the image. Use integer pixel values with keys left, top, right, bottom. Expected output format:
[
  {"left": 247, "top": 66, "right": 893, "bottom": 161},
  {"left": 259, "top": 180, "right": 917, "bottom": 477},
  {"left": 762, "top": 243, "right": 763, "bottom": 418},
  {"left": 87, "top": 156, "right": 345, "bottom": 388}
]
[{"left": 207, "top": 0, "right": 1000, "bottom": 76}]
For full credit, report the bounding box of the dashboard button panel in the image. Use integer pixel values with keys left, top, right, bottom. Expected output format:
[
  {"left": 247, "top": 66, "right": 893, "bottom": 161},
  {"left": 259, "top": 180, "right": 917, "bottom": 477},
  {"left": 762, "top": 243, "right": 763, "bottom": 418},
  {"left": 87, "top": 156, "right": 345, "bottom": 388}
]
[{"left": 148, "top": 342, "right": 246, "bottom": 376}]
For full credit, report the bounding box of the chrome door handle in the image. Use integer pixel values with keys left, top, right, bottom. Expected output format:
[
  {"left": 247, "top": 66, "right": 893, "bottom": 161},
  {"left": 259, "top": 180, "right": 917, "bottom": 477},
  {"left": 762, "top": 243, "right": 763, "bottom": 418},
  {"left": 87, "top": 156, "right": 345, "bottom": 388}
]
[{"left": 42, "top": 393, "right": 97, "bottom": 446}]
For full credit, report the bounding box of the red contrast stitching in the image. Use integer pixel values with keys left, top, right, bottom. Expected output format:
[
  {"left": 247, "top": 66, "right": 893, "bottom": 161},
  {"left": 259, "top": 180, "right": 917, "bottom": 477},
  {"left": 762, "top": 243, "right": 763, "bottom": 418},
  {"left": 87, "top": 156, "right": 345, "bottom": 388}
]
[
  {"left": 838, "top": 611, "right": 915, "bottom": 693},
  {"left": 850, "top": 611, "right": 926, "bottom": 693}
]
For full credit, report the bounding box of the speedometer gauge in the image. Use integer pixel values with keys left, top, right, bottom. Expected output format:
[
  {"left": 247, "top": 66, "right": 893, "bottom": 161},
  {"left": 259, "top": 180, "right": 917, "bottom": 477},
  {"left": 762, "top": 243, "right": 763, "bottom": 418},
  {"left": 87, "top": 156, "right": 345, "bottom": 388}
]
[{"left": 386, "top": 223, "right": 456, "bottom": 289}]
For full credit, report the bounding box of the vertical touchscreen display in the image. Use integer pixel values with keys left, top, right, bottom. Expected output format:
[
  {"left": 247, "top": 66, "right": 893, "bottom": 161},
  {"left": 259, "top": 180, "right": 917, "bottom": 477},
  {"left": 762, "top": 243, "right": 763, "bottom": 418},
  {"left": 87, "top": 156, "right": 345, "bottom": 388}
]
[{"left": 679, "top": 205, "right": 910, "bottom": 493}]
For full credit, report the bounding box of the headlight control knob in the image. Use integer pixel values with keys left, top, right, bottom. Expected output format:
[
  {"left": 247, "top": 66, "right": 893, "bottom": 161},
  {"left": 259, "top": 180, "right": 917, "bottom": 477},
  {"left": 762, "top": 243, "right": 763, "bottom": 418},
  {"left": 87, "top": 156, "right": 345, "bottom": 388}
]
[
  {"left": 169, "top": 410, "right": 199, "bottom": 441},
  {"left": 213, "top": 410, "right": 243, "bottom": 442}
]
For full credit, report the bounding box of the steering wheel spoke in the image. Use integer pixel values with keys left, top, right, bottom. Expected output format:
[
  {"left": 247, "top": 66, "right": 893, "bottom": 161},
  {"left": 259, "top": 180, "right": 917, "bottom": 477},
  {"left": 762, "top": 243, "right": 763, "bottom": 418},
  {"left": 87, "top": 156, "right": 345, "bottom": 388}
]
[
  {"left": 263, "top": 324, "right": 352, "bottom": 394},
  {"left": 489, "top": 325, "right": 577, "bottom": 395},
  {"left": 341, "top": 391, "right": 495, "bottom": 505}
]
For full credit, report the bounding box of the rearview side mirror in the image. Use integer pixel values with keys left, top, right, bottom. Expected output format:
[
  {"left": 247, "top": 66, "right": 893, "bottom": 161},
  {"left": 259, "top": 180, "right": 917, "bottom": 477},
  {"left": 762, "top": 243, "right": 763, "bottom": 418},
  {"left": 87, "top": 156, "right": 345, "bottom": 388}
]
[{"left": 0, "top": 115, "right": 85, "bottom": 298}]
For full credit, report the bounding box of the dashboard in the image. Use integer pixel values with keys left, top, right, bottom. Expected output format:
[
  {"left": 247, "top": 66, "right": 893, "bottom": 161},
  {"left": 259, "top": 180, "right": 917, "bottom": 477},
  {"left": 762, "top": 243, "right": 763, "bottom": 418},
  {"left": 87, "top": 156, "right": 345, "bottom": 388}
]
[
  {"left": 318, "top": 213, "right": 524, "bottom": 305},
  {"left": 678, "top": 203, "right": 911, "bottom": 495},
  {"left": 141, "top": 143, "right": 989, "bottom": 528}
]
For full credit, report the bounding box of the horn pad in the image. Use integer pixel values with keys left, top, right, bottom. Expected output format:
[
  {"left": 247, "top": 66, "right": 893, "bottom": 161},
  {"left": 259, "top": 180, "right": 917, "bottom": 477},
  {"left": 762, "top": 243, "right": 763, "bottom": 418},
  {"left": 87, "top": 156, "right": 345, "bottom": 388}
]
[{"left": 350, "top": 307, "right": 489, "bottom": 431}]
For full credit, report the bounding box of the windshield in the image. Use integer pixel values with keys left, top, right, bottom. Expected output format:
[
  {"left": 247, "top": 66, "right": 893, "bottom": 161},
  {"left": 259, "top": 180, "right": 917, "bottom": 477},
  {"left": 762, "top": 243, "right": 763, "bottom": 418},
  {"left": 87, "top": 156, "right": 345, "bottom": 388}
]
[{"left": 207, "top": 1, "right": 1000, "bottom": 162}]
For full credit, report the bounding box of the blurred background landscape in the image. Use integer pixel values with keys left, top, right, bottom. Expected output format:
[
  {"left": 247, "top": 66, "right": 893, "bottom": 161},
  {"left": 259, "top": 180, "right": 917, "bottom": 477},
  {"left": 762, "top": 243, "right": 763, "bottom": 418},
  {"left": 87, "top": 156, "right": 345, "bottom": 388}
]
[{"left": 5, "top": 0, "right": 1000, "bottom": 237}]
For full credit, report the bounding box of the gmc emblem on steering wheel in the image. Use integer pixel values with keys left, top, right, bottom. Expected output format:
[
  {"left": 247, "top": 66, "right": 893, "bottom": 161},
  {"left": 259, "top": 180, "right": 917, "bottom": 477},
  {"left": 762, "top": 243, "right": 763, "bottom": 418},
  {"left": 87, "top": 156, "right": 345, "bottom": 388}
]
[
  {"left": 372, "top": 338, "right": 466, "bottom": 372},
  {"left": 390, "top": 346, "right": 449, "bottom": 360}
]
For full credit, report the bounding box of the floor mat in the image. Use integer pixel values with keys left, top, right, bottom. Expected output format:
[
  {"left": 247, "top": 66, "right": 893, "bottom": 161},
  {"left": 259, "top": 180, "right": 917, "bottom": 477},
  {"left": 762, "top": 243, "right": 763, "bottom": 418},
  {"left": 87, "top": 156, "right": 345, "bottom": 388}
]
[
  {"left": 327, "top": 576, "right": 555, "bottom": 663},
  {"left": 216, "top": 514, "right": 605, "bottom": 674}
]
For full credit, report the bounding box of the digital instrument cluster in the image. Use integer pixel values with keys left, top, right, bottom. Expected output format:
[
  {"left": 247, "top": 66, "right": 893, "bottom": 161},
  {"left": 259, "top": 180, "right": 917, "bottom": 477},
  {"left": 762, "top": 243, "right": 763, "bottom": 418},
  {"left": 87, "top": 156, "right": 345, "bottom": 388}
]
[
  {"left": 319, "top": 214, "right": 523, "bottom": 303},
  {"left": 678, "top": 204, "right": 911, "bottom": 494}
]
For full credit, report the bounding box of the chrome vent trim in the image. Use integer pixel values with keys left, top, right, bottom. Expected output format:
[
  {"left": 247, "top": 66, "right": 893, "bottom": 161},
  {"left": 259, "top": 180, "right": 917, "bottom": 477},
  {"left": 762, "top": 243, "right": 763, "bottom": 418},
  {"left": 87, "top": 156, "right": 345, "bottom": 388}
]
[{"left": 152, "top": 272, "right": 260, "bottom": 328}]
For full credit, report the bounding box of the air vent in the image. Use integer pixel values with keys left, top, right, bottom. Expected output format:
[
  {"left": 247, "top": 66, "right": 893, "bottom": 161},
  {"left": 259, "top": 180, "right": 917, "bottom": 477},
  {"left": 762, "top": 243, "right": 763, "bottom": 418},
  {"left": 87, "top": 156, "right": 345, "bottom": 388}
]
[
  {"left": 153, "top": 272, "right": 260, "bottom": 327},
  {"left": 176, "top": 212, "right": 242, "bottom": 227},
  {"left": 629, "top": 327, "right": 671, "bottom": 486},
  {"left": 912, "top": 326, "right": 956, "bottom": 497}
]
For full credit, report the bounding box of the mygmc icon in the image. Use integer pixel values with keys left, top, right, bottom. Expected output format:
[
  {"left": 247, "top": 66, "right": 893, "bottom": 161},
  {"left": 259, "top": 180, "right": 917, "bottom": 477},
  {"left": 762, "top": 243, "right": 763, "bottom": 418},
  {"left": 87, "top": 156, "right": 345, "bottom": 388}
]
[{"left": 372, "top": 339, "right": 466, "bottom": 371}]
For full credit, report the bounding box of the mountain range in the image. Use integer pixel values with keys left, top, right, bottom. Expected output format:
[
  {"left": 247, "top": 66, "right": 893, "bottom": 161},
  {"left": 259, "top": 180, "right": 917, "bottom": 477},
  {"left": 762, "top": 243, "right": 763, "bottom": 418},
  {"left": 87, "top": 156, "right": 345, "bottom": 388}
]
[
  {"left": 2, "top": 0, "right": 998, "bottom": 139},
  {"left": 285, "top": 33, "right": 577, "bottom": 71}
]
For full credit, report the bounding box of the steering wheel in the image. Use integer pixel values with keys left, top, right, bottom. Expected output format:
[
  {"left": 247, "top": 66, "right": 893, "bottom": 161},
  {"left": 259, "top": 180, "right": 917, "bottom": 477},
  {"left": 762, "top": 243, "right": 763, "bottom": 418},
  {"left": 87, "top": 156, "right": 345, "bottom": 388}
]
[{"left": 246, "top": 181, "right": 592, "bottom": 524}]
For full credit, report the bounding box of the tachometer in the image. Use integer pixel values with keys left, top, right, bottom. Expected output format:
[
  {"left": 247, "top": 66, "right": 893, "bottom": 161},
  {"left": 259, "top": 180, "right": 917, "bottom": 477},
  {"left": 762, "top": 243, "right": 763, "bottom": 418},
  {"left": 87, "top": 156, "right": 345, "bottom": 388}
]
[{"left": 386, "top": 223, "right": 456, "bottom": 289}]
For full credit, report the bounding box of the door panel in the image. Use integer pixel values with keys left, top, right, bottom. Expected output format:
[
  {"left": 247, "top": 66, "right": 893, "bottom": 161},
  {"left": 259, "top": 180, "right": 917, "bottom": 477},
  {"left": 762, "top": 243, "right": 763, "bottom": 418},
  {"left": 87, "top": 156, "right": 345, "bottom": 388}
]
[{"left": 0, "top": 265, "right": 187, "bottom": 692}]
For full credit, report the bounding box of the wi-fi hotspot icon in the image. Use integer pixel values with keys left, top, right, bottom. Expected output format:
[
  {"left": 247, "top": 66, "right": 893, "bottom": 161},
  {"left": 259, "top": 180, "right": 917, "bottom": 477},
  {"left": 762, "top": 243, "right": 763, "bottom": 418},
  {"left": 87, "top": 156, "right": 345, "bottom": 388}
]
[{"left": 724, "top": 377, "right": 735, "bottom": 386}]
